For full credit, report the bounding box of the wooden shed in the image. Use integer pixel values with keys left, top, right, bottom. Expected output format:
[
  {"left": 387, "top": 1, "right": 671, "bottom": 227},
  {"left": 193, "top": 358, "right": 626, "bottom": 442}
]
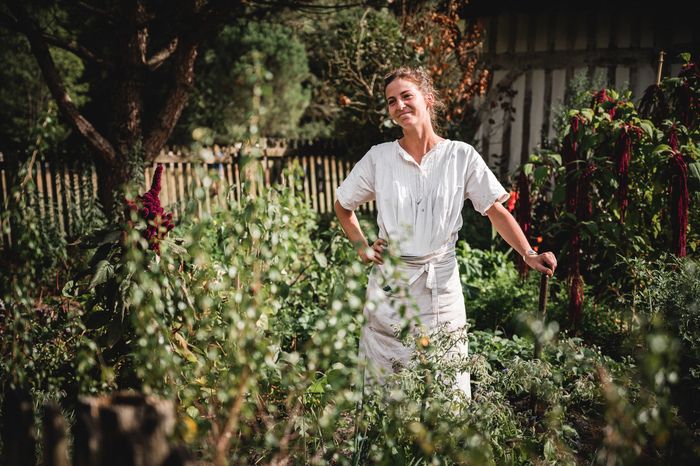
[{"left": 466, "top": 0, "right": 699, "bottom": 178}]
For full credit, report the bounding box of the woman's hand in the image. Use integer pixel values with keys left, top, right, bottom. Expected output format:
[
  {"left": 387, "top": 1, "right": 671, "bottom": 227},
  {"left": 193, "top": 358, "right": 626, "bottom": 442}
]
[
  {"left": 359, "top": 238, "right": 387, "bottom": 265},
  {"left": 524, "top": 251, "right": 558, "bottom": 276}
]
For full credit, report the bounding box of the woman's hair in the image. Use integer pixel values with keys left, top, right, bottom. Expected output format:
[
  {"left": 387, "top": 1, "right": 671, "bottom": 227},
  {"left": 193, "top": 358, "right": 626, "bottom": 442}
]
[{"left": 383, "top": 66, "right": 445, "bottom": 123}]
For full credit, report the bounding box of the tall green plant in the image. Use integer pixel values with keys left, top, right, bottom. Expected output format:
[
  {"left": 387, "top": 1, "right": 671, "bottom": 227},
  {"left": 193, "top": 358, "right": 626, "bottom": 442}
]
[{"left": 515, "top": 54, "right": 700, "bottom": 330}]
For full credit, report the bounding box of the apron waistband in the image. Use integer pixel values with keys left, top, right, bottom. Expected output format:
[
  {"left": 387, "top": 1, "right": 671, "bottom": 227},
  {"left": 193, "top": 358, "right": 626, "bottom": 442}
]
[{"left": 399, "top": 243, "right": 457, "bottom": 325}]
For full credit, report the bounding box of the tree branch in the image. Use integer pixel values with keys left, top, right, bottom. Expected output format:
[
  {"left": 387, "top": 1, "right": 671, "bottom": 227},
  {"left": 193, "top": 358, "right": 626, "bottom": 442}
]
[
  {"left": 41, "top": 31, "right": 113, "bottom": 69},
  {"left": 143, "top": 38, "right": 198, "bottom": 160},
  {"left": 145, "top": 37, "right": 178, "bottom": 70},
  {"left": 7, "top": 0, "right": 117, "bottom": 165}
]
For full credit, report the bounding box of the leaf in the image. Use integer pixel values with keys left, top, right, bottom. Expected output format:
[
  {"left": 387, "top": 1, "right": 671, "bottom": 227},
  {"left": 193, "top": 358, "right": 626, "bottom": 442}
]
[
  {"left": 89, "top": 260, "right": 114, "bottom": 289},
  {"left": 61, "top": 280, "right": 75, "bottom": 297},
  {"left": 522, "top": 163, "right": 533, "bottom": 176},
  {"left": 104, "top": 320, "right": 123, "bottom": 348},
  {"left": 186, "top": 405, "right": 200, "bottom": 419},
  {"left": 314, "top": 251, "right": 328, "bottom": 269},
  {"left": 79, "top": 229, "right": 121, "bottom": 249},
  {"left": 639, "top": 120, "right": 654, "bottom": 138},
  {"left": 534, "top": 166, "right": 549, "bottom": 183},
  {"left": 652, "top": 144, "right": 673, "bottom": 157},
  {"left": 89, "top": 242, "right": 115, "bottom": 268},
  {"left": 173, "top": 332, "right": 198, "bottom": 363},
  {"left": 308, "top": 375, "right": 327, "bottom": 395},
  {"left": 548, "top": 153, "right": 562, "bottom": 166},
  {"left": 688, "top": 162, "right": 700, "bottom": 182},
  {"left": 580, "top": 108, "right": 594, "bottom": 120}
]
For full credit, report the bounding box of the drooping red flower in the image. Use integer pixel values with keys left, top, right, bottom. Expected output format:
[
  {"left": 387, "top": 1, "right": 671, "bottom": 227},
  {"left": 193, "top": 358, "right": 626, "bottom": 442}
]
[
  {"left": 668, "top": 126, "right": 689, "bottom": 257},
  {"left": 592, "top": 88, "right": 617, "bottom": 119},
  {"left": 562, "top": 114, "right": 585, "bottom": 330},
  {"left": 563, "top": 115, "right": 583, "bottom": 215},
  {"left": 506, "top": 190, "right": 518, "bottom": 212},
  {"left": 612, "top": 124, "right": 641, "bottom": 223},
  {"left": 638, "top": 84, "right": 669, "bottom": 125},
  {"left": 577, "top": 162, "right": 596, "bottom": 222},
  {"left": 568, "top": 267, "right": 584, "bottom": 330},
  {"left": 125, "top": 165, "right": 174, "bottom": 254}
]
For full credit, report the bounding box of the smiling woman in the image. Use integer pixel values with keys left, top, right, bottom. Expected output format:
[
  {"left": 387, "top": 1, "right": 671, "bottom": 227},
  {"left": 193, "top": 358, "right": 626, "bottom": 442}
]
[{"left": 334, "top": 66, "right": 558, "bottom": 398}]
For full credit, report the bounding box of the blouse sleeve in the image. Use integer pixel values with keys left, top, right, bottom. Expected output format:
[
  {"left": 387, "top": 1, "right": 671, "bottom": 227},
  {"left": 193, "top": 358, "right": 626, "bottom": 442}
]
[
  {"left": 464, "top": 148, "right": 509, "bottom": 216},
  {"left": 335, "top": 148, "right": 376, "bottom": 211}
]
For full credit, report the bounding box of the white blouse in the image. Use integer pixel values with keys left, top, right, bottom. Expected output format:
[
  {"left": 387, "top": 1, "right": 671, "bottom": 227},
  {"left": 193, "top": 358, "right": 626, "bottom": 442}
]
[{"left": 336, "top": 139, "right": 509, "bottom": 257}]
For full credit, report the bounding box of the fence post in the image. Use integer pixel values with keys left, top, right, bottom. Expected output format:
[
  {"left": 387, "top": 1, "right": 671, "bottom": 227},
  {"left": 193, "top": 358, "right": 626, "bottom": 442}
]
[
  {"left": 73, "top": 391, "right": 182, "bottom": 466},
  {"left": 1, "top": 384, "right": 37, "bottom": 466},
  {"left": 43, "top": 402, "right": 70, "bottom": 466}
]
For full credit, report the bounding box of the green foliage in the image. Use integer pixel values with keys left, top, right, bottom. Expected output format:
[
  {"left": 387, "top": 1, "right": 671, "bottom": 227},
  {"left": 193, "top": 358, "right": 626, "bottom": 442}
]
[
  {"left": 520, "top": 56, "right": 700, "bottom": 324},
  {"left": 456, "top": 242, "right": 540, "bottom": 332},
  {"left": 178, "top": 21, "right": 311, "bottom": 143},
  {"left": 0, "top": 26, "right": 88, "bottom": 158},
  {"left": 300, "top": 7, "right": 415, "bottom": 150}
]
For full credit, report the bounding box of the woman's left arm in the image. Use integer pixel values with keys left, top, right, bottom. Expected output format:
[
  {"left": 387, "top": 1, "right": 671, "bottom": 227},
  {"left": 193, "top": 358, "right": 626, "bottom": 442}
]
[{"left": 485, "top": 202, "right": 558, "bottom": 276}]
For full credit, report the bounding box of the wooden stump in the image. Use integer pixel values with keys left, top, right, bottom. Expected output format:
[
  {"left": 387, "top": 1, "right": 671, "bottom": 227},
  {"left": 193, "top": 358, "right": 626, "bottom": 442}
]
[
  {"left": 74, "top": 391, "right": 178, "bottom": 466},
  {"left": 1, "top": 385, "right": 37, "bottom": 466}
]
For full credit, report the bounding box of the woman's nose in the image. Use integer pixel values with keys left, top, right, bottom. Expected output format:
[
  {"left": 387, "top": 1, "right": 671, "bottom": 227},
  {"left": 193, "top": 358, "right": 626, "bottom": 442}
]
[{"left": 396, "top": 100, "right": 405, "bottom": 110}]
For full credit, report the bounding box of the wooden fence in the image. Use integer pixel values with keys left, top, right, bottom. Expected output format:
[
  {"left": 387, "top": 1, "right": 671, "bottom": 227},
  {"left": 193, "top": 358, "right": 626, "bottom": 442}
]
[
  {"left": 1, "top": 386, "right": 191, "bottom": 466},
  {"left": 0, "top": 140, "right": 373, "bottom": 245},
  {"left": 473, "top": 6, "right": 699, "bottom": 178}
]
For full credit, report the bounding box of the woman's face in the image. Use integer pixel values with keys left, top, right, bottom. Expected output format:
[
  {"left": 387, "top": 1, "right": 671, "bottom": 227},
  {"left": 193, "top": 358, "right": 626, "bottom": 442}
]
[{"left": 385, "top": 78, "right": 433, "bottom": 129}]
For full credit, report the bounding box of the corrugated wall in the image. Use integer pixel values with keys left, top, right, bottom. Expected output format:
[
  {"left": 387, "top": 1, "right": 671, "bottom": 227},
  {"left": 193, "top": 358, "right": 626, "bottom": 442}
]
[{"left": 473, "top": 9, "right": 699, "bottom": 180}]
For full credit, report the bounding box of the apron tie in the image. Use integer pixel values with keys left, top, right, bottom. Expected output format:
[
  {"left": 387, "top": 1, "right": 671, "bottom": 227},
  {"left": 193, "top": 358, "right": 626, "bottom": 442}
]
[{"left": 405, "top": 255, "right": 442, "bottom": 325}]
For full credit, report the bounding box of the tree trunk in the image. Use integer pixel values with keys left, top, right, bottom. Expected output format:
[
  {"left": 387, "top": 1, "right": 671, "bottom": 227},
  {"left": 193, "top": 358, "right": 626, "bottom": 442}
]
[{"left": 94, "top": 155, "right": 140, "bottom": 219}]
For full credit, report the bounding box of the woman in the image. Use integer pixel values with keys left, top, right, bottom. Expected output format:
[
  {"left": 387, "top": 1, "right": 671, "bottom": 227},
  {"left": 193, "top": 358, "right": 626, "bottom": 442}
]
[{"left": 334, "top": 67, "right": 557, "bottom": 398}]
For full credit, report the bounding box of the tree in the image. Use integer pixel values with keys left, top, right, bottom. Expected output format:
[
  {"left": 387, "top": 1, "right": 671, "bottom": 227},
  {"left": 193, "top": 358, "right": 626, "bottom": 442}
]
[
  {"left": 175, "top": 20, "right": 311, "bottom": 144},
  {"left": 0, "top": 0, "right": 349, "bottom": 214}
]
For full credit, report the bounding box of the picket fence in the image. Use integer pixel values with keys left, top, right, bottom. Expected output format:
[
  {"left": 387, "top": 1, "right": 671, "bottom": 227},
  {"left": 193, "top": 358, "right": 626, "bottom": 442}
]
[{"left": 0, "top": 140, "right": 373, "bottom": 245}]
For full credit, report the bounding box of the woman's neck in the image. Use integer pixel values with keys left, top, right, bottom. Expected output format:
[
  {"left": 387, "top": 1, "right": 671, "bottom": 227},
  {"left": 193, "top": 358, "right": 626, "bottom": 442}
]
[{"left": 400, "top": 124, "right": 443, "bottom": 163}]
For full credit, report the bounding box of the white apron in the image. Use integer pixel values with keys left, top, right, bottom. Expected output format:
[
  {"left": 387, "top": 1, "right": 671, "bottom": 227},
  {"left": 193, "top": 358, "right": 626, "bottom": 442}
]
[{"left": 358, "top": 243, "right": 471, "bottom": 398}]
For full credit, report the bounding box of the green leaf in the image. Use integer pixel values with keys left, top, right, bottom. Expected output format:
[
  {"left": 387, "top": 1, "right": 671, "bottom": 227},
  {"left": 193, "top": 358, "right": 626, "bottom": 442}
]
[
  {"left": 548, "top": 153, "right": 562, "bottom": 166},
  {"left": 639, "top": 120, "right": 654, "bottom": 138},
  {"left": 522, "top": 163, "right": 533, "bottom": 176},
  {"left": 688, "top": 162, "right": 700, "bottom": 181},
  {"left": 61, "top": 280, "right": 75, "bottom": 297},
  {"left": 80, "top": 229, "right": 121, "bottom": 249},
  {"left": 186, "top": 406, "right": 199, "bottom": 419},
  {"left": 652, "top": 144, "right": 673, "bottom": 156},
  {"left": 89, "top": 260, "right": 114, "bottom": 289},
  {"left": 534, "top": 166, "right": 549, "bottom": 183},
  {"left": 581, "top": 108, "right": 594, "bottom": 120},
  {"left": 314, "top": 251, "right": 328, "bottom": 268}
]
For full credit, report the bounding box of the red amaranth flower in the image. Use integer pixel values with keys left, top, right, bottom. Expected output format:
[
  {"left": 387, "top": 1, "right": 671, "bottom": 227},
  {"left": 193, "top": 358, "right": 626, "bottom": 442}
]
[
  {"left": 562, "top": 114, "right": 586, "bottom": 330},
  {"left": 613, "top": 124, "right": 641, "bottom": 223},
  {"left": 639, "top": 84, "right": 669, "bottom": 125},
  {"left": 125, "top": 165, "right": 174, "bottom": 254},
  {"left": 668, "top": 126, "right": 689, "bottom": 257},
  {"left": 592, "top": 88, "right": 617, "bottom": 119},
  {"left": 506, "top": 190, "right": 518, "bottom": 212},
  {"left": 569, "top": 268, "right": 584, "bottom": 329}
]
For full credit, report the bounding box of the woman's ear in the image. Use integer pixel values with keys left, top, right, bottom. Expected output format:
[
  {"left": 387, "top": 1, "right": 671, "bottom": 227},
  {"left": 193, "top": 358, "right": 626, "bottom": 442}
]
[{"left": 425, "top": 92, "right": 435, "bottom": 109}]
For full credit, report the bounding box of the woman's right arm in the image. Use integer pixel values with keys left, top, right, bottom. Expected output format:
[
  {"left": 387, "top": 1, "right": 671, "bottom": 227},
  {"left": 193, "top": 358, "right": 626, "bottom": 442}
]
[{"left": 334, "top": 200, "right": 384, "bottom": 264}]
